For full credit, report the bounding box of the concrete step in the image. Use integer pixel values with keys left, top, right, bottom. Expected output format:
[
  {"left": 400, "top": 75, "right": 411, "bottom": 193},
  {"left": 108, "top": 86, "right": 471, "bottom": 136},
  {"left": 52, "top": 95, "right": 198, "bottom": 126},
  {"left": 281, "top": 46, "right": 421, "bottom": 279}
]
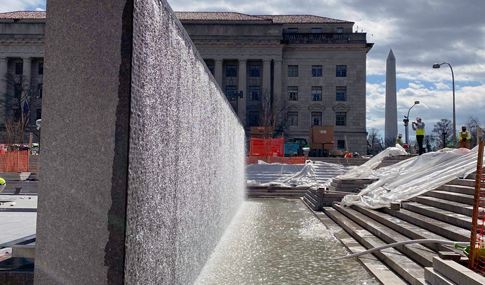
[
  {"left": 334, "top": 204, "right": 435, "bottom": 267},
  {"left": 352, "top": 206, "right": 451, "bottom": 252},
  {"left": 402, "top": 202, "right": 472, "bottom": 230},
  {"left": 424, "top": 267, "right": 456, "bottom": 285},
  {"left": 324, "top": 207, "right": 426, "bottom": 285},
  {"left": 437, "top": 184, "right": 475, "bottom": 196},
  {"left": 423, "top": 191, "right": 474, "bottom": 205},
  {"left": 382, "top": 208, "right": 470, "bottom": 242},
  {"left": 450, "top": 179, "right": 476, "bottom": 187},
  {"left": 433, "top": 257, "right": 485, "bottom": 285},
  {"left": 412, "top": 196, "right": 475, "bottom": 217}
]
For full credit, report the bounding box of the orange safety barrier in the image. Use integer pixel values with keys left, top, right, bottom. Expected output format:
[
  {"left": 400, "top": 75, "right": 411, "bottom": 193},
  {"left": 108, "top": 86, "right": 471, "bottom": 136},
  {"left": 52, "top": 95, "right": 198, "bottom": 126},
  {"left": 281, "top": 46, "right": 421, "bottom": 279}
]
[
  {"left": 249, "top": 138, "right": 284, "bottom": 157},
  {"left": 246, "top": 156, "right": 306, "bottom": 165},
  {"left": 0, "top": 150, "right": 30, "bottom": 172},
  {"left": 469, "top": 139, "right": 485, "bottom": 273}
]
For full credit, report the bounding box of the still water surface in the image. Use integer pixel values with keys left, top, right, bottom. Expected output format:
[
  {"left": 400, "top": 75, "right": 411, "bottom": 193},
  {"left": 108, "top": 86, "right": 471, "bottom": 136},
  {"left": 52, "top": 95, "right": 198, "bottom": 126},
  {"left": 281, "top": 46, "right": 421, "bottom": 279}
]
[{"left": 195, "top": 198, "right": 379, "bottom": 285}]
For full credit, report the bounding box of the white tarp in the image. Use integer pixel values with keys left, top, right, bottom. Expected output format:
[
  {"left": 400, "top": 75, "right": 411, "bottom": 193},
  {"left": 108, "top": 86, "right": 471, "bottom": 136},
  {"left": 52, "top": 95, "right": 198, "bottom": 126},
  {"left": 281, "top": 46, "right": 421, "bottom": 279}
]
[
  {"left": 246, "top": 160, "right": 349, "bottom": 187},
  {"left": 341, "top": 146, "right": 484, "bottom": 209},
  {"left": 338, "top": 144, "right": 408, "bottom": 179}
]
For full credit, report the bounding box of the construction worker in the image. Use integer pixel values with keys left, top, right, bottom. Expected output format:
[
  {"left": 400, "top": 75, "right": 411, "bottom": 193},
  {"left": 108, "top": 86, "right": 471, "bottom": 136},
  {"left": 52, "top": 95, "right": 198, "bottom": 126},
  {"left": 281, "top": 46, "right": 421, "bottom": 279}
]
[
  {"left": 458, "top": 125, "right": 472, "bottom": 149},
  {"left": 0, "top": 177, "right": 5, "bottom": 193},
  {"left": 396, "top": 134, "right": 404, "bottom": 146},
  {"left": 412, "top": 117, "right": 425, "bottom": 155}
]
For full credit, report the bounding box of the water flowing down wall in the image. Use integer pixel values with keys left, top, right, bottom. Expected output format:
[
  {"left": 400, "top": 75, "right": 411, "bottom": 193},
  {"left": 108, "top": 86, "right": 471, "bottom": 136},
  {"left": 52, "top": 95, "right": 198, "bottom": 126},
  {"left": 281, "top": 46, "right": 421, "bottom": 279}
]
[
  {"left": 125, "top": 0, "right": 245, "bottom": 283},
  {"left": 34, "top": 0, "right": 245, "bottom": 284}
]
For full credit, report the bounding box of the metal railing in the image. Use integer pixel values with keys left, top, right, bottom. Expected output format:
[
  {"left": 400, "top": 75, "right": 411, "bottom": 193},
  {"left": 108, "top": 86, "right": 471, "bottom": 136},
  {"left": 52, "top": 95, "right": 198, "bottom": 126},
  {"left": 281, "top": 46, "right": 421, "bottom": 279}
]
[{"left": 283, "top": 33, "right": 367, "bottom": 44}]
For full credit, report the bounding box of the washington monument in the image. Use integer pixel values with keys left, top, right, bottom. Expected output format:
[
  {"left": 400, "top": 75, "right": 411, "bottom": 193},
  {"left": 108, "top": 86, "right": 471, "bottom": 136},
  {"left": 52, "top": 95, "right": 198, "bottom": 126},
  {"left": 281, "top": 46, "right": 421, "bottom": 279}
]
[{"left": 385, "top": 49, "right": 397, "bottom": 146}]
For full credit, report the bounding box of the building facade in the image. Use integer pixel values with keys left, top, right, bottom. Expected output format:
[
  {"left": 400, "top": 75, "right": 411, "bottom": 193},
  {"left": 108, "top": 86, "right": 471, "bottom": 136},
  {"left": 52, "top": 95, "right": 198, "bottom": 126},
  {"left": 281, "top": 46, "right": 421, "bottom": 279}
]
[
  {"left": 0, "top": 11, "right": 372, "bottom": 154},
  {"left": 0, "top": 11, "right": 45, "bottom": 143}
]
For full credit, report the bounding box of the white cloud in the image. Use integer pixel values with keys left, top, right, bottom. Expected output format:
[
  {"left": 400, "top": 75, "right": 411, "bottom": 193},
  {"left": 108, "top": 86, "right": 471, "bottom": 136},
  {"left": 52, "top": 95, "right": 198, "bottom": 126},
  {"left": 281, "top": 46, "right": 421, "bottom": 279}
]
[
  {"left": 35, "top": 7, "right": 44, "bottom": 11},
  {"left": 0, "top": 0, "right": 45, "bottom": 13},
  {"left": 434, "top": 82, "right": 450, "bottom": 90}
]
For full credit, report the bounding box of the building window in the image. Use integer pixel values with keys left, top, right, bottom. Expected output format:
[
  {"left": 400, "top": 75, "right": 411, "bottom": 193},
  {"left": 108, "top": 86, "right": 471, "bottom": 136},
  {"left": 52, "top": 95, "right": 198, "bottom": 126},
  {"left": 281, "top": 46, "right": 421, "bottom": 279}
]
[
  {"left": 249, "top": 65, "right": 260, "bottom": 77},
  {"left": 249, "top": 86, "right": 261, "bottom": 101},
  {"left": 38, "top": 62, "right": 44, "bottom": 75},
  {"left": 311, "top": 112, "right": 322, "bottom": 126},
  {"left": 288, "top": 86, "right": 298, "bottom": 101},
  {"left": 336, "top": 65, "right": 347, "bottom": 77},
  {"left": 288, "top": 28, "right": 298, "bottom": 33},
  {"left": 226, "top": 65, "right": 237, "bottom": 77},
  {"left": 312, "top": 86, "right": 322, "bottom": 101},
  {"left": 312, "top": 65, "right": 322, "bottom": 77},
  {"left": 15, "top": 63, "right": 23, "bottom": 75},
  {"left": 14, "top": 83, "right": 22, "bottom": 97},
  {"left": 337, "top": 27, "right": 344, "bottom": 33},
  {"left": 225, "top": 85, "right": 237, "bottom": 101},
  {"left": 248, "top": 111, "right": 259, "bottom": 127},
  {"left": 207, "top": 65, "right": 214, "bottom": 75},
  {"left": 288, "top": 65, "right": 298, "bottom": 77},
  {"left": 38, "top": 84, "right": 43, "bottom": 98},
  {"left": 336, "top": 86, "right": 346, "bottom": 101},
  {"left": 311, "top": 28, "right": 322, "bottom": 33},
  {"left": 287, "top": 112, "right": 298, "bottom": 126},
  {"left": 337, "top": 140, "right": 345, "bottom": 149},
  {"left": 36, "top": 109, "right": 41, "bottom": 120},
  {"left": 336, "top": 112, "right": 347, "bottom": 126}
]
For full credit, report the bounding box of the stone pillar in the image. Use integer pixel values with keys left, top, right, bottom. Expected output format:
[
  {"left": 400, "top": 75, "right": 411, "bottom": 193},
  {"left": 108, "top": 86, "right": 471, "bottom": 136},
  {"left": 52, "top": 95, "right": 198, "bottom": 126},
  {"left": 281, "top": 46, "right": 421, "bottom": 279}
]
[
  {"left": 238, "top": 59, "right": 247, "bottom": 125},
  {"left": 262, "top": 59, "right": 271, "bottom": 96},
  {"left": 22, "top": 57, "right": 32, "bottom": 92},
  {"left": 214, "top": 59, "right": 223, "bottom": 88},
  {"left": 0, "top": 58, "right": 7, "bottom": 131},
  {"left": 273, "top": 59, "right": 282, "bottom": 102}
]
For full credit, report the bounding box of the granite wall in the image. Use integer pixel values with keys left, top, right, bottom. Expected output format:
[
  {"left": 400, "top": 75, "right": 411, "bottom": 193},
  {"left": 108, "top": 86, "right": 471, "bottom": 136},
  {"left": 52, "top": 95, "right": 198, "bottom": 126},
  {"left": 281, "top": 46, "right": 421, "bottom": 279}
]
[{"left": 34, "top": 0, "right": 245, "bottom": 284}]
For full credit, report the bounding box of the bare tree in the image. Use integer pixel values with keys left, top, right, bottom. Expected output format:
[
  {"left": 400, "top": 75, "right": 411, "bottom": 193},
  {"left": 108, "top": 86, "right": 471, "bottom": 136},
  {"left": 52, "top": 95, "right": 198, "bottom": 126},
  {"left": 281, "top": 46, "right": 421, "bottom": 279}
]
[
  {"left": 367, "top": 128, "right": 384, "bottom": 154},
  {"left": 466, "top": 116, "right": 483, "bottom": 148},
  {"left": 1, "top": 74, "right": 35, "bottom": 143},
  {"left": 257, "top": 89, "right": 288, "bottom": 139},
  {"left": 432, "top": 118, "right": 453, "bottom": 148}
]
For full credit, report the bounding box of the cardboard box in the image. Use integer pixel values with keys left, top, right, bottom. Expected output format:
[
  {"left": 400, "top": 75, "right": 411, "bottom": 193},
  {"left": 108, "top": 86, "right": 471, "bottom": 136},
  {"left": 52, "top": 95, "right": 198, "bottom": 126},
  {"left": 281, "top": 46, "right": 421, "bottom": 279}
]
[{"left": 309, "top": 126, "right": 334, "bottom": 151}]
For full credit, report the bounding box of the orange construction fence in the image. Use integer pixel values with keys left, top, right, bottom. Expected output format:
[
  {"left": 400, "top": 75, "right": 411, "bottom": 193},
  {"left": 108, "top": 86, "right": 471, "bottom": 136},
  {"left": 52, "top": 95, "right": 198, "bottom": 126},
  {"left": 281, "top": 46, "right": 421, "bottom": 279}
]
[
  {"left": 249, "top": 138, "right": 285, "bottom": 157},
  {"left": 246, "top": 156, "right": 306, "bottom": 165},
  {"left": 0, "top": 150, "right": 30, "bottom": 172}
]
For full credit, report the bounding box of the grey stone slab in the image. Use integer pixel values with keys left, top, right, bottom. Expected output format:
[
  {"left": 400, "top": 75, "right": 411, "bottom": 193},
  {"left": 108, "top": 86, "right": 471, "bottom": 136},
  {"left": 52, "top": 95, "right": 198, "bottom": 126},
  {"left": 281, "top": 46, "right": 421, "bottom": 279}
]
[
  {"left": 424, "top": 267, "right": 456, "bottom": 285},
  {"left": 433, "top": 257, "right": 485, "bottom": 285},
  {"left": 34, "top": 0, "right": 132, "bottom": 283},
  {"left": 0, "top": 212, "right": 36, "bottom": 245}
]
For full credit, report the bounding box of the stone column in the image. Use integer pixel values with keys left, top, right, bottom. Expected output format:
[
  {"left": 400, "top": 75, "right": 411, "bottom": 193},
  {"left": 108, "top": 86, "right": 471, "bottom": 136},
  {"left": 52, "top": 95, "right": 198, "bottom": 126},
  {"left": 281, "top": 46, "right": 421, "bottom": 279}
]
[
  {"left": 214, "top": 59, "right": 223, "bottom": 88},
  {"left": 273, "top": 59, "right": 282, "bottom": 102},
  {"left": 22, "top": 57, "right": 32, "bottom": 92},
  {"left": 0, "top": 58, "right": 7, "bottom": 129},
  {"left": 238, "top": 59, "right": 247, "bottom": 125},
  {"left": 262, "top": 59, "right": 271, "bottom": 96}
]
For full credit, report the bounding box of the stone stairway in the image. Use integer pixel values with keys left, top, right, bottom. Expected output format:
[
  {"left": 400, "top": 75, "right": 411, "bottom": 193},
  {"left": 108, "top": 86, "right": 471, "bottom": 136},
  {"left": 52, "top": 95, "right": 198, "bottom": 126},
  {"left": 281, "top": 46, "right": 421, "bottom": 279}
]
[
  {"left": 377, "top": 155, "right": 416, "bottom": 168},
  {"left": 321, "top": 172, "right": 485, "bottom": 285}
]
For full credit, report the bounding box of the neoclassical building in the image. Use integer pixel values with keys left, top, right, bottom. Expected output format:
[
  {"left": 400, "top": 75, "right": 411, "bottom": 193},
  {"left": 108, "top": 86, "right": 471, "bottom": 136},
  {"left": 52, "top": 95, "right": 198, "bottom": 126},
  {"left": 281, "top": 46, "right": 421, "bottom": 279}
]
[{"left": 0, "top": 11, "right": 372, "bottom": 153}]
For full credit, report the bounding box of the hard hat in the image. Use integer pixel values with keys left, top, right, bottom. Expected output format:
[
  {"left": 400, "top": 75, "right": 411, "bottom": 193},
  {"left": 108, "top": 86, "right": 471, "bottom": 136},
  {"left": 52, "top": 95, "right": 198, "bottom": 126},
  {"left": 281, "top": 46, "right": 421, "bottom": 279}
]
[
  {"left": 416, "top": 116, "right": 421, "bottom": 120},
  {"left": 462, "top": 125, "right": 466, "bottom": 128},
  {"left": 398, "top": 134, "right": 402, "bottom": 137}
]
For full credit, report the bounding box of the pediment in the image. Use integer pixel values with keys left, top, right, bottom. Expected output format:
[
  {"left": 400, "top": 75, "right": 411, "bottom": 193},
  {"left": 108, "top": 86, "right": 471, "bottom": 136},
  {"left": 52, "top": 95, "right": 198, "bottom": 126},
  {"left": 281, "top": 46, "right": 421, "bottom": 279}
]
[
  {"left": 308, "top": 104, "right": 325, "bottom": 111},
  {"left": 332, "top": 103, "right": 350, "bottom": 112},
  {"left": 287, "top": 104, "right": 301, "bottom": 111}
]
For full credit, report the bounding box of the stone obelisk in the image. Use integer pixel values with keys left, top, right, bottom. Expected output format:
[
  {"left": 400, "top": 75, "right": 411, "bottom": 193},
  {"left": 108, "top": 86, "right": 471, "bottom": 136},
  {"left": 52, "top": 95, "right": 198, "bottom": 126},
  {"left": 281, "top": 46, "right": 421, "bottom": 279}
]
[{"left": 385, "top": 49, "right": 397, "bottom": 147}]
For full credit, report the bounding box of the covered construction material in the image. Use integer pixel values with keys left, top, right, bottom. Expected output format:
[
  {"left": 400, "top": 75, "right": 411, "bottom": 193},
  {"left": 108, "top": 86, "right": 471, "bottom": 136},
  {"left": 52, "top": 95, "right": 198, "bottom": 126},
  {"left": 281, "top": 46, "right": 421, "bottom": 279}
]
[
  {"left": 341, "top": 146, "right": 485, "bottom": 209},
  {"left": 249, "top": 138, "right": 284, "bottom": 157}
]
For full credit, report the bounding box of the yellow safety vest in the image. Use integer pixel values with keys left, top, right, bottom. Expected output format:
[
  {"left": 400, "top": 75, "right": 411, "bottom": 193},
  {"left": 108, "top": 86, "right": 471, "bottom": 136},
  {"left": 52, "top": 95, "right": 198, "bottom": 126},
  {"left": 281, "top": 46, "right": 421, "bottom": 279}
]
[
  {"left": 0, "top": 177, "right": 5, "bottom": 185},
  {"left": 416, "top": 128, "right": 425, "bottom": 135},
  {"left": 459, "top": 131, "right": 471, "bottom": 141}
]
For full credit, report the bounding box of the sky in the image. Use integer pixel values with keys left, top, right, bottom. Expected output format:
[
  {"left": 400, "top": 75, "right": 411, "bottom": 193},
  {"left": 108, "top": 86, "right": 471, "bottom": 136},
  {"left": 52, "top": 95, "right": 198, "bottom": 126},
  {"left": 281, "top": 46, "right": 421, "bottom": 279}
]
[{"left": 2, "top": 0, "right": 484, "bottom": 141}]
